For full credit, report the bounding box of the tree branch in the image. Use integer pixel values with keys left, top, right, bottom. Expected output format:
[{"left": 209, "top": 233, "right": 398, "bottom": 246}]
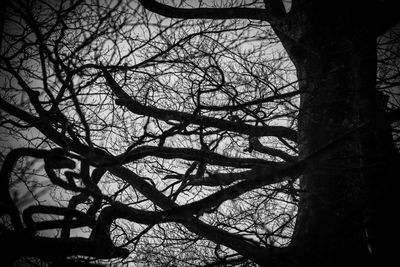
[
  {"left": 248, "top": 136, "right": 297, "bottom": 162},
  {"left": 102, "top": 68, "right": 298, "bottom": 142},
  {"left": 137, "top": 0, "right": 272, "bottom": 21},
  {"left": 162, "top": 163, "right": 298, "bottom": 218},
  {"left": 23, "top": 205, "right": 95, "bottom": 232},
  {"left": 118, "top": 145, "right": 275, "bottom": 168},
  {"left": 165, "top": 162, "right": 292, "bottom": 187}
]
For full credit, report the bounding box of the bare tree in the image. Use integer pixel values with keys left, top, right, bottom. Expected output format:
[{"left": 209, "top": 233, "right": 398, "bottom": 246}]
[{"left": 0, "top": 0, "right": 399, "bottom": 266}]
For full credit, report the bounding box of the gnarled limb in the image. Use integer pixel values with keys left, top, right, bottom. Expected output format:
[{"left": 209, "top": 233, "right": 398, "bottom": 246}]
[{"left": 102, "top": 68, "right": 298, "bottom": 142}]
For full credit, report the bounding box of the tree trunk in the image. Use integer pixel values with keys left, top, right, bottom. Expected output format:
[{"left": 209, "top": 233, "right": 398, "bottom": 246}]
[{"left": 286, "top": 4, "right": 400, "bottom": 266}]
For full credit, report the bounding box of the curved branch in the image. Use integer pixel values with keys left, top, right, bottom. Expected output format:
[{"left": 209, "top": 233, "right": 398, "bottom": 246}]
[
  {"left": 119, "top": 145, "right": 275, "bottom": 168},
  {"left": 162, "top": 163, "right": 299, "bottom": 218},
  {"left": 0, "top": 148, "right": 56, "bottom": 231},
  {"left": 23, "top": 205, "right": 94, "bottom": 232},
  {"left": 62, "top": 168, "right": 106, "bottom": 237},
  {"left": 102, "top": 69, "right": 298, "bottom": 142},
  {"left": 90, "top": 202, "right": 192, "bottom": 243},
  {"left": 138, "top": 0, "right": 271, "bottom": 21}
]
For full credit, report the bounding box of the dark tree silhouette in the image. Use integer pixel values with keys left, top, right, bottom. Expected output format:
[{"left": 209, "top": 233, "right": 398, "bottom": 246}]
[{"left": 0, "top": 0, "right": 399, "bottom": 266}]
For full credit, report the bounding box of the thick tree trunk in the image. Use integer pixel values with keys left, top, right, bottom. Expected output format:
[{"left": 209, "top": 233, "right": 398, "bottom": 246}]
[
  {"left": 286, "top": 5, "right": 400, "bottom": 266},
  {"left": 292, "top": 40, "right": 372, "bottom": 266}
]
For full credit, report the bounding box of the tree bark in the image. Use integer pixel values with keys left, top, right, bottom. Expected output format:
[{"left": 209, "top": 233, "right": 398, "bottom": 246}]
[{"left": 287, "top": 3, "right": 400, "bottom": 266}]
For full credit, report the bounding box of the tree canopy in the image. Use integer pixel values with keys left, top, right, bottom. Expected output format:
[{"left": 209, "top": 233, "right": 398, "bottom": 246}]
[{"left": 0, "top": 1, "right": 399, "bottom": 266}]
